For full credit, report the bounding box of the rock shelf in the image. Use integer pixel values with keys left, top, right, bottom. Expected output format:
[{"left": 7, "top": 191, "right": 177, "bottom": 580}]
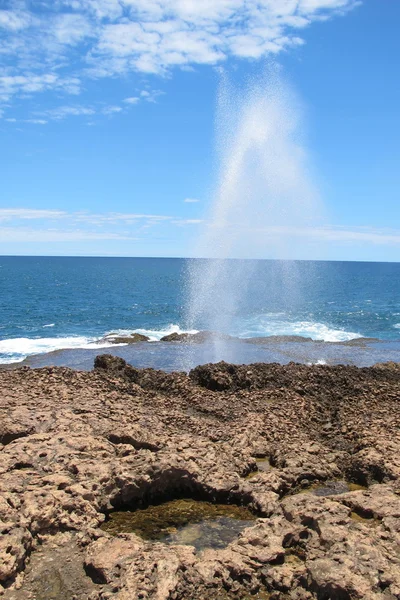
[{"left": 1, "top": 357, "right": 400, "bottom": 599}]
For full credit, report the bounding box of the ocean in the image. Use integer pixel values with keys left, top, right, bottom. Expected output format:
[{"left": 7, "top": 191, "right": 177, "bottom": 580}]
[{"left": 1, "top": 256, "right": 399, "bottom": 369}]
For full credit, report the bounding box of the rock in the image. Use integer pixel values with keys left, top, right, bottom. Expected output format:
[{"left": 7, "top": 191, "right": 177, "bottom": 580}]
[
  {"left": 245, "top": 335, "right": 313, "bottom": 344},
  {"left": 160, "top": 331, "right": 232, "bottom": 343},
  {"left": 101, "top": 333, "right": 150, "bottom": 344},
  {"left": 93, "top": 354, "right": 140, "bottom": 383},
  {"left": 0, "top": 359, "right": 400, "bottom": 599},
  {"left": 84, "top": 536, "right": 144, "bottom": 584},
  {"left": 160, "top": 332, "right": 191, "bottom": 342}
]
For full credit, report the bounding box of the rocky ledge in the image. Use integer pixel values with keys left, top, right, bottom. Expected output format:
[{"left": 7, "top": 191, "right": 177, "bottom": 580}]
[{"left": 1, "top": 357, "right": 400, "bottom": 600}]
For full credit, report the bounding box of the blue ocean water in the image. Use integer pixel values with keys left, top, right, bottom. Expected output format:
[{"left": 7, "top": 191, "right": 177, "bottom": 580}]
[{"left": 0, "top": 256, "right": 399, "bottom": 366}]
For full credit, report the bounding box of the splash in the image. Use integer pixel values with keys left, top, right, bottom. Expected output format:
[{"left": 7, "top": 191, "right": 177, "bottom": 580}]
[{"left": 186, "top": 67, "right": 321, "bottom": 362}]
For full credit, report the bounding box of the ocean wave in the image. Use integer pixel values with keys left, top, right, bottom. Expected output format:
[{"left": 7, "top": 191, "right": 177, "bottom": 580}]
[
  {"left": 234, "top": 316, "right": 362, "bottom": 342},
  {"left": 105, "top": 324, "right": 199, "bottom": 342},
  {"left": 0, "top": 336, "right": 118, "bottom": 364},
  {"left": 0, "top": 320, "right": 362, "bottom": 366},
  {"left": 0, "top": 325, "right": 199, "bottom": 364},
  {"left": 394, "top": 324, "right": 400, "bottom": 329}
]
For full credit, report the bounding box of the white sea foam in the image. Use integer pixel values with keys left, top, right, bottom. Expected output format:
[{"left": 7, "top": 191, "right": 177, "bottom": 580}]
[
  {"left": 105, "top": 324, "right": 199, "bottom": 342},
  {"left": 0, "top": 319, "right": 361, "bottom": 366},
  {"left": 307, "top": 359, "right": 327, "bottom": 366},
  {"left": 0, "top": 325, "right": 198, "bottom": 364},
  {"left": 0, "top": 336, "right": 118, "bottom": 364},
  {"left": 234, "top": 315, "right": 361, "bottom": 342},
  {"left": 394, "top": 323, "right": 400, "bottom": 329},
  {"left": 43, "top": 323, "right": 55, "bottom": 328},
  {"left": 107, "top": 319, "right": 361, "bottom": 343}
]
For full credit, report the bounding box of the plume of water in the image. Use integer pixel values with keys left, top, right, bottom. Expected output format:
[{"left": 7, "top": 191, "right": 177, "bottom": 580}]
[{"left": 185, "top": 66, "right": 321, "bottom": 362}]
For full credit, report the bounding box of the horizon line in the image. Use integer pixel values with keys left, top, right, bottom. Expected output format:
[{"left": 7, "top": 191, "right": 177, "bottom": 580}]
[{"left": 0, "top": 254, "right": 399, "bottom": 265}]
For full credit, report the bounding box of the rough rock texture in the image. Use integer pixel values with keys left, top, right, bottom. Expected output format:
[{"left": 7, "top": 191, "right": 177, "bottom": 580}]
[
  {"left": 99, "top": 333, "right": 150, "bottom": 344},
  {"left": 1, "top": 357, "right": 400, "bottom": 599},
  {"left": 160, "top": 331, "right": 232, "bottom": 343}
]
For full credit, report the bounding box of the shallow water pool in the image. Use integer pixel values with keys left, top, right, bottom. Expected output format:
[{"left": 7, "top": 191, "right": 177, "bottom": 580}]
[{"left": 101, "top": 499, "right": 256, "bottom": 551}]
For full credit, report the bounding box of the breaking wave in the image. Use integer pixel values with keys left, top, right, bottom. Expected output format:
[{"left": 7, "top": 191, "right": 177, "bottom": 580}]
[
  {"left": 0, "top": 319, "right": 363, "bottom": 365},
  {"left": 0, "top": 325, "right": 199, "bottom": 364},
  {"left": 0, "top": 336, "right": 115, "bottom": 364},
  {"left": 232, "top": 315, "right": 362, "bottom": 342},
  {"left": 104, "top": 324, "right": 199, "bottom": 342}
]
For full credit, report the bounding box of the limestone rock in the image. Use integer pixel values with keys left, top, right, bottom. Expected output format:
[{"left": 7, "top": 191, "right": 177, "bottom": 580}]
[{"left": 0, "top": 358, "right": 400, "bottom": 599}]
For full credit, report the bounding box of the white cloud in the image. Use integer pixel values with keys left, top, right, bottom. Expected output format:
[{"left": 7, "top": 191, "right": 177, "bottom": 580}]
[
  {"left": 0, "top": 208, "right": 67, "bottom": 222},
  {"left": 101, "top": 104, "right": 122, "bottom": 115},
  {"left": 172, "top": 219, "right": 204, "bottom": 225},
  {"left": 0, "top": 208, "right": 175, "bottom": 224},
  {"left": 306, "top": 226, "right": 400, "bottom": 245},
  {"left": 73, "top": 211, "right": 174, "bottom": 223},
  {"left": 0, "top": 207, "right": 207, "bottom": 245},
  {"left": 124, "top": 96, "right": 140, "bottom": 104},
  {"left": 0, "top": 72, "right": 81, "bottom": 103},
  {"left": 51, "top": 13, "right": 94, "bottom": 46},
  {"left": 122, "top": 88, "right": 163, "bottom": 107},
  {"left": 0, "top": 227, "right": 135, "bottom": 242},
  {"left": 40, "top": 105, "right": 96, "bottom": 120},
  {"left": 0, "top": 0, "right": 360, "bottom": 111},
  {"left": 140, "top": 89, "right": 164, "bottom": 103},
  {"left": 0, "top": 9, "right": 33, "bottom": 31},
  {"left": 184, "top": 198, "right": 200, "bottom": 203},
  {"left": 25, "top": 118, "right": 48, "bottom": 124},
  {"left": 214, "top": 223, "right": 400, "bottom": 246},
  {"left": 3, "top": 104, "right": 128, "bottom": 123},
  {"left": 2, "top": 207, "right": 398, "bottom": 248}
]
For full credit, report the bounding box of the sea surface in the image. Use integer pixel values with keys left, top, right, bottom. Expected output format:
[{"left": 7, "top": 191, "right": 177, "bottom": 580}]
[{"left": 0, "top": 256, "right": 399, "bottom": 369}]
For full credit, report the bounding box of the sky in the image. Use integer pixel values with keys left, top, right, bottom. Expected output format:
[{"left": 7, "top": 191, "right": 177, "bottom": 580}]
[{"left": 0, "top": 0, "right": 399, "bottom": 261}]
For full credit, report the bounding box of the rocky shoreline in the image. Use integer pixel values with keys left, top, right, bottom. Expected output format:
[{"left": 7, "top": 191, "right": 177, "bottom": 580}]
[
  {"left": 1, "top": 357, "right": 400, "bottom": 599},
  {"left": 99, "top": 331, "right": 381, "bottom": 346}
]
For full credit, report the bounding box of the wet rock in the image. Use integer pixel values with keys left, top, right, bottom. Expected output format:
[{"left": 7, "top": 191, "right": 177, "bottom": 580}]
[
  {"left": 160, "top": 331, "right": 232, "bottom": 343},
  {"left": 245, "top": 335, "right": 313, "bottom": 344},
  {"left": 102, "top": 333, "right": 150, "bottom": 344},
  {"left": 160, "top": 332, "right": 192, "bottom": 342},
  {"left": 101, "top": 499, "right": 256, "bottom": 551}
]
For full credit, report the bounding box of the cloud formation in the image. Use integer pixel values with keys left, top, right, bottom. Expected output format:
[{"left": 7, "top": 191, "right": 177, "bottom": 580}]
[
  {"left": 1, "top": 208, "right": 398, "bottom": 249},
  {"left": 1, "top": 0, "right": 360, "bottom": 112},
  {"left": 0, "top": 208, "right": 67, "bottom": 222},
  {"left": 0, "top": 207, "right": 207, "bottom": 249}
]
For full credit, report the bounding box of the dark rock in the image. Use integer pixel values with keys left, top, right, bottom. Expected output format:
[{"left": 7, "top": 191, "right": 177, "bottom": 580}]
[
  {"left": 93, "top": 353, "right": 140, "bottom": 383},
  {"left": 101, "top": 333, "right": 150, "bottom": 344},
  {"left": 160, "top": 331, "right": 233, "bottom": 343},
  {"left": 160, "top": 332, "right": 191, "bottom": 342}
]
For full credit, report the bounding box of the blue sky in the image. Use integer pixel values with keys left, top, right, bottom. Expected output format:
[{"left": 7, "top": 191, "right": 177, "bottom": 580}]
[{"left": 0, "top": 0, "right": 399, "bottom": 260}]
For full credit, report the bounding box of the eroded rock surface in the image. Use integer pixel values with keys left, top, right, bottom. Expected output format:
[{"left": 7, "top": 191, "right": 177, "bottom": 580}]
[{"left": 1, "top": 357, "right": 400, "bottom": 599}]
